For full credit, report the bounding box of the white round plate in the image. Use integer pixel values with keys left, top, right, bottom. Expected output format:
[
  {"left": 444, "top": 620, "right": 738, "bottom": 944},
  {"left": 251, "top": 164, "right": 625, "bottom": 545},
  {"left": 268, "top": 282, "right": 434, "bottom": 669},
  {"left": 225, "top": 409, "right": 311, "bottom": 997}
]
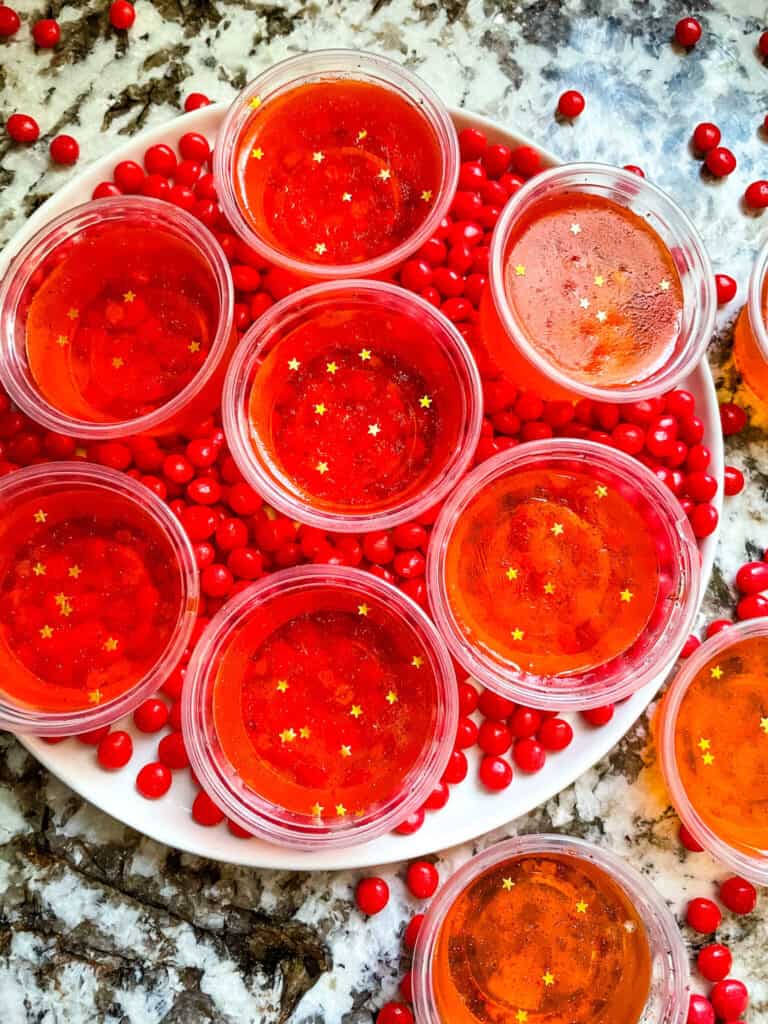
[{"left": 4, "top": 104, "right": 723, "bottom": 871}]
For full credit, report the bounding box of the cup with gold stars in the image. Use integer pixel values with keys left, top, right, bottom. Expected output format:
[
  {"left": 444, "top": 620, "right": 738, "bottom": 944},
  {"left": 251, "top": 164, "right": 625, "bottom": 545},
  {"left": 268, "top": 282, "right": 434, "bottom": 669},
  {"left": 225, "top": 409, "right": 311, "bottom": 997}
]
[
  {"left": 222, "top": 278, "right": 483, "bottom": 532},
  {"left": 213, "top": 49, "right": 459, "bottom": 280},
  {"left": 427, "top": 437, "right": 701, "bottom": 710},
  {"left": 181, "top": 564, "right": 458, "bottom": 848},
  {"left": 479, "top": 162, "right": 716, "bottom": 402},
  {"left": 0, "top": 462, "right": 199, "bottom": 735},
  {"left": 0, "top": 196, "right": 235, "bottom": 440},
  {"left": 657, "top": 617, "right": 768, "bottom": 885},
  {"left": 411, "top": 833, "right": 689, "bottom": 1024}
]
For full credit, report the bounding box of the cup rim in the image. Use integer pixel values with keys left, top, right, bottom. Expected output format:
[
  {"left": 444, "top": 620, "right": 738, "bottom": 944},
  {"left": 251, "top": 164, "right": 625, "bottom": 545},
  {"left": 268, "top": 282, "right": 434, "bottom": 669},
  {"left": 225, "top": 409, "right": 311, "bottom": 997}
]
[
  {"left": 181, "top": 563, "right": 458, "bottom": 849},
  {"left": 426, "top": 437, "right": 701, "bottom": 710},
  {"left": 656, "top": 617, "right": 768, "bottom": 885},
  {"left": 411, "top": 833, "right": 690, "bottom": 1024},
  {"left": 0, "top": 461, "right": 199, "bottom": 735},
  {"left": 489, "top": 161, "right": 716, "bottom": 402},
  {"left": 212, "top": 48, "right": 460, "bottom": 280},
  {"left": 0, "top": 196, "right": 234, "bottom": 441},
  {"left": 222, "top": 277, "right": 483, "bottom": 532},
  {"left": 747, "top": 233, "right": 768, "bottom": 363}
]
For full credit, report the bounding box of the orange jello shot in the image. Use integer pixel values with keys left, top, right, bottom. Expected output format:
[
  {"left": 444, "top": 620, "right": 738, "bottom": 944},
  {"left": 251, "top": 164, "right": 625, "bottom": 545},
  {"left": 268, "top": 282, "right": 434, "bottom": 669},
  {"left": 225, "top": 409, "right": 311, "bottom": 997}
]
[
  {"left": 182, "top": 566, "right": 457, "bottom": 848},
  {"left": 657, "top": 619, "right": 768, "bottom": 884},
  {"left": 480, "top": 163, "right": 716, "bottom": 401},
  {"left": 428, "top": 439, "right": 700, "bottom": 710},
  {"left": 0, "top": 197, "right": 234, "bottom": 439},
  {"left": 0, "top": 463, "right": 198, "bottom": 736},
  {"left": 223, "top": 280, "right": 482, "bottom": 531},
  {"left": 214, "top": 50, "right": 459, "bottom": 279},
  {"left": 733, "top": 236, "right": 768, "bottom": 405},
  {"left": 412, "top": 835, "right": 689, "bottom": 1024}
]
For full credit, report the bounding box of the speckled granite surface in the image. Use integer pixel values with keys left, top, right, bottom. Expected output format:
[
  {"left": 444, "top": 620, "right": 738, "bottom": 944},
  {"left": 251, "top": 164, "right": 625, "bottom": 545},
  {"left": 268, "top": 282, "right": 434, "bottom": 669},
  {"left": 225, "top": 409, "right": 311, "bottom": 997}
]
[{"left": 1, "top": 1, "right": 768, "bottom": 1022}]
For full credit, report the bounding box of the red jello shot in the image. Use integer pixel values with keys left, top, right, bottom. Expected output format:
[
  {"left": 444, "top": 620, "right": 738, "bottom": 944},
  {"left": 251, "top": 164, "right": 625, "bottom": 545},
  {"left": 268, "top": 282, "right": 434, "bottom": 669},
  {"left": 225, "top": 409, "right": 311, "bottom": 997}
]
[
  {"left": 0, "top": 197, "right": 234, "bottom": 439},
  {"left": 480, "top": 163, "right": 716, "bottom": 401},
  {"left": 214, "top": 49, "right": 459, "bottom": 279},
  {"left": 223, "top": 280, "right": 482, "bottom": 531},
  {"left": 428, "top": 439, "right": 701, "bottom": 710},
  {"left": 0, "top": 463, "right": 198, "bottom": 735},
  {"left": 182, "top": 565, "right": 457, "bottom": 848}
]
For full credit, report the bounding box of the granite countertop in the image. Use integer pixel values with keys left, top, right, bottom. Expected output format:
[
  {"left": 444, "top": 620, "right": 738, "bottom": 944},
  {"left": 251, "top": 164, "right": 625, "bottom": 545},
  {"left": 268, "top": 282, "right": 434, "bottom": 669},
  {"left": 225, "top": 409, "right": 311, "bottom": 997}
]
[{"left": 1, "top": 0, "right": 768, "bottom": 1021}]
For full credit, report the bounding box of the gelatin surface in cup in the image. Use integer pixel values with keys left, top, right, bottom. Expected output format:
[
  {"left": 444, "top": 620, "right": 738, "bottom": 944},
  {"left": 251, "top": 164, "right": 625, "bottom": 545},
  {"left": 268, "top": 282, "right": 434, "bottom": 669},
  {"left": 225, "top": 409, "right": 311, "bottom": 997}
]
[
  {"left": 0, "top": 479, "right": 185, "bottom": 714},
  {"left": 501, "top": 193, "right": 683, "bottom": 388},
  {"left": 672, "top": 633, "right": 768, "bottom": 856},
  {"left": 210, "top": 580, "right": 441, "bottom": 823},
  {"left": 233, "top": 79, "right": 443, "bottom": 268},
  {"left": 733, "top": 254, "right": 768, "bottom": 405},
  {"left": 22, "top": 220, "right": 221, "bottom": 425},
  {"left": 430, "top": 850, "right": 652, "bottom": 1024}
]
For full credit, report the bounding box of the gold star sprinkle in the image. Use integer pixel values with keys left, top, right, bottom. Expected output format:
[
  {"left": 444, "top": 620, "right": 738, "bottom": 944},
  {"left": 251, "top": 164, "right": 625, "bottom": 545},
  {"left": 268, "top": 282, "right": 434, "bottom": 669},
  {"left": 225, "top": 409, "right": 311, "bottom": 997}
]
[
  {"left": 377, "top": 168, "right": 391, "bottom": 181},
  {"left": 326, "top": 361, "right": 338, "bottom": 374},
  {"left": 88, "top": 689, "right": 103, "bottom": 704},
  {"left": 66, "top": 308, "right": 79, "bottom": 320},
  {"left": 421, "top": 189, "right": 433, "bottom": 202},
  {"left": 596, "top": 310, "right": 607, "bottom": 323},
  {"left": 336, "top": 803, "right": 347, "bottom": 817},
  {"left": 357, "top": 603, "right": 369, "bottom": 617},
  {"left": 288, "top": 358, "right": 301, "bottom": 371},
  {"left": 576, "top": 900, "right": 588, "bottom": 914},
  {"left": 40, "top": 625, "right": 53, "bottom": 639},
  {"left": 356, "top": 129, "right": 367, "bottom": 142},
  {"left": 279, "top": 728, "right": 297, "bottom": 743},
  {"left": 368, "top": 423, "right": 381, "bottom": 437},
  {"left": 314, "top": 403, "right": 327, "bottom": 416},
  {"left": 111, "top": 357, "right": 124, "bottom": 369},
  {"left": 350, "top": 704, "right": 363, "bottom": 718},
  {"left": 32, "top": 562, "right": 46, "bottom": 577},
  {"left": 697, "top": 737, "right": 711, "bottom": 751},
  {"left": 660, "top": 279, "right": 671, "bottom": 291},
  {"left": 502, "top": 877, "right": 514, "bottom": 891},
  {"left": 249, "top": 95, "right": 262, "bottom": 109},
  {"left": 760, "top": 717, "right": 768, "bottom": 734},
  {"left": 542, "top": 971, "right": 555, "bottom": 987},
  {"left": 59, "top": 602, "right": 72, "bottom": 618},
  {"left": 123, "top": 290, "right": 136, "bottom": 303},
  {"left": 620, "top": 589, "right": 634, "bottom": 603},
  {"left": 551, "top": 523, "right": 564, "bottom": 536},
  {"left": 276, "top": 680, "right": 288, "bottom": 693},
  {"left": 34, "top": 509, "right": 47, "bottom": 524},
  {"left": 385, "top": 690, "right": 398, "bottom": 705},
  {"left": 56, "top": 334, "right": 69, "bottom": 347},
  {"left": 570, "top": 222, "right": 582, "bottom": 235},
  {"left": 311, "top": 802, "right": 324, "bottom": 817},
  {"left": 579, "top": 297, "right": 590, "bottom": 309},
  {"left": 68, "top": 564, "right": 82, "bottom": 579},
  {"left": 595, "top": 484, "right": 608, "bottom": 498},
  {"left": 312, "top": 151, "right": 325, "bottom": 163},
  {"left": 316, "top": 461, "right": 329, "bottom": 475},
  {"left": 342, "top": 192, "right": 352, "bottom": 202},
  {"left": 702, "top": 752, "right": 715, "bottom": 766},
  {"left": 299, "top": 726, "right": 311, "bottom": 739},
  {"left": 512, "top": 628, "right": 525, "bottom": 641},
  {"left": 188, "top": 341, "right": 201, "bottom": 354},
  {"left": 104, "top": 637, "right": 119, "bottom": 652},
  {"left": 54, "top": 593, "right": 68, "bottom": 606},
  {"left": 251, "top": 147, "right": 264, "bottom": 160},
  {"left": 594, "top": 274, "right": 605, "bottom": 287},
  {"left": 710, "top": 665, "right": 723, "bottom": 680},
  {"left": 514, "top": 264, "right": 526, "bottom": 276},
  {"left": 411, "top": 656, "right": 424, "bottom": 669},
  {"left": 419, "top": 395, "right": 432, "bottom": 409},
  {"left": 340, "top": 745, "right": 352, "bottom": 758},
  {"left": 516, "top": 1012, "right": 528, "bottom": 1023},
  {"left": 506, "top": 567, "right": 519, "bottom": 581},
  {"left": 314, "top": 242, "right": 327, "bottom": 256},
  {"left": 544, "top": 581, "right": 556, "bottom": 595},
  {"left": 359, "top": 348, "right": 371, "bottom": 361}
]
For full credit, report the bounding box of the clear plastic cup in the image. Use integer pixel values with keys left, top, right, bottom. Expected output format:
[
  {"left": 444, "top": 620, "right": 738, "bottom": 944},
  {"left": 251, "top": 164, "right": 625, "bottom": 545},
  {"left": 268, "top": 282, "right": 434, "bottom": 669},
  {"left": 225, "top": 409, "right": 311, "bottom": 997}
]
[
  {"left": 482, "top": 162, "right": 716, "bottom": 402},
  {"left": 657, "top": 618, "right": 768, "bottom": 885},
  {"left": 733, "top": 235, "right": 768, "bottom": 404},
  {"left": 222, "top": 279, "right": 483, "bottom": 532},
  {"left": 182, "top": 564, "right": 457, "bottom": 849},
  {"left": 412, "top": 834, "right": 689, "bottom": 1024},
  {"left": 427, "top": 438, "right": 700, "bottom": 710},
  {"left": 0, "top": 462, "right": 199, "bottom": 736},
  {"left": 0, "top": 196, "right": 235, "bottom": 440},
  {"left": 213, "top": 49, "right": 460, "bottom": 280}
]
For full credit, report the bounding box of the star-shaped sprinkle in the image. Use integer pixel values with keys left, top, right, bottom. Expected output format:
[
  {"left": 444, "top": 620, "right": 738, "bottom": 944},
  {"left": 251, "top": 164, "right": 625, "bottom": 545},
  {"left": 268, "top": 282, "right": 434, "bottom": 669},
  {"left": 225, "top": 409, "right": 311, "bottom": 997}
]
[
  {"left": 311, "top": 802, "right": 324, "bottom": 817},
  {"left": 123, "top": 290, "right": 136, "bottom": 303},
  {"left": 710, "top": 665, "right": 723, "bottom": 680},
  {"left": 620, "top": 589, "right": 634, "bottom": 603},
  {"left": 511, "top": 628, "right": 525, "bottom": 641},
  {"left": 251, "top": 147, "right": 264, "bottom": 160},
  {"left": 702, "top": 752, "right": 715, "bottom": 766},
  {"left": 188, "top": 341, "right": 201, "bottom": 354},
  {"left": 356, "top": 129, "right": 368, "bottom": 142},
  {"left": 34, "top": 509, "right": 47, "bottom": 524},
  {"left": 104, "top": 637, "right": 119, "bottom": 652},
  {"left": 276, "top": 680, "right": 288, "bottom": 693},
  {"left": 342, "top": 192, "right": 352, "bottom": 202},
  {"left": 760, "top": 717, "right": 768, "bottom": 734},
  {"left": 551, "top": 523, "right": 564, "bottom": 536},
  {"left": 506, "top": 567, "right": 519, "bottom": 581},
  {"left": 385, "top": 690, "right": 398, "bottom": 705},
  {"left": 32, "top": 562, "right": 46, "bottom": 577},
  {"left": 660, "top": 279, "right": 671, "bottom": 291},
  {"left": 54, "top": 593, "right": 68, "bottom": 606},
  {"left": 419, "top": 395, "right": 432, "bottom": 409},
  {"left": 595, "top": 484, "right": 608, "bottom": 498},
  {"left": 299, "top": 726, "right": 311, "bottom": 739},
  {"left": 336, "top": 803, "right": 347, "bottom": 817},
  {"left": 312, "top": 151, "right": 325, "bottom": 163},
  {"left": 279, "top": 728, "right": 297, "bottom": 743},
  {"left": 377, "top": 168, "right": 391, "bottom": 181},
  {"left": 340, "top": 745, "right": 352, "bottom": 758},
  {"left": 623, "top": 920, "right": 637, "bottom": 933},
  {"left": 359, "top": 348, "right": 371, "bottom": 361},
  {"left": 516, "top": 1012, "right": 528, "bottom": 1023},
  {"left": 288, "top": 358, "right": 300, "bottom": 371},
  {"left": 570, "top": 222, "right": 582, "bottom": 235},
  {"left": 576, "top": 900, "right": 588, "bottom": 914},
  {"left": 368, "top": 423, "right": 381, "bottom": 437},
  {"left": 314, "top": 242, "right": 327, "bottom": 256},
  {"left": 314, "top": 403, "right": 327, "bottom": 416},
  {"left": 421, "top": 189, "right": 433, "bottom": 202},
  {"left": 56, "top": 334, "right": 69, "bottom": 347},
  {"left": 316, "top": 461, "right": 329, "bottom": 475},
  {"left": 40, "top": 625, "right": 53, "bottom": 639},
  {"left": 514, "top": 264, "right": 526, "bottom": 276},
  {"left": 411, "top": 656, "right": 424, "bottom": 668},
  {"left": 68, "top": 564, "right": 82, "bottom": 579},
  {"left": 697, "top": 737, "right": 711, "bottom": 751},
  {"left": 542, "top": 971, "right": 555, "bottom": 987},
  {"left": 111, "top": 357, "right": 124, "bottom": 369},
  {"left": 66, "top": 308, "right": 79, "bottom": 320},
  {"left": 579, "top": 297, "right": 590, "bottom": 309},
  {"left": 358, "top": 603, "right": 369, "bottom": 616},
  {"left": 88, "top": 689, "right": 103, "bottom": 704},
  {"left": 502, "top": 877, "right": 514, "bottom": 891},
  {"left": 350, "top": 704, "right": 363, "bottom": 718},
  {"left": 326, "top": 361, "right": 338, "bottom": 374},
  {"left": 59, "top": 602, "right": 72, "bottom": 618},
  {"left": 249, "top": 95, "right": 262, "bottom": 109},
  {"left": 594, "top": 274, "right": 605, "bottom": 287},
  {"left": 596, "top": 310, "right": 607, "bottom": 323},
  {"left": 544, "top": 581, "right": 555, "bottom": 595}
]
